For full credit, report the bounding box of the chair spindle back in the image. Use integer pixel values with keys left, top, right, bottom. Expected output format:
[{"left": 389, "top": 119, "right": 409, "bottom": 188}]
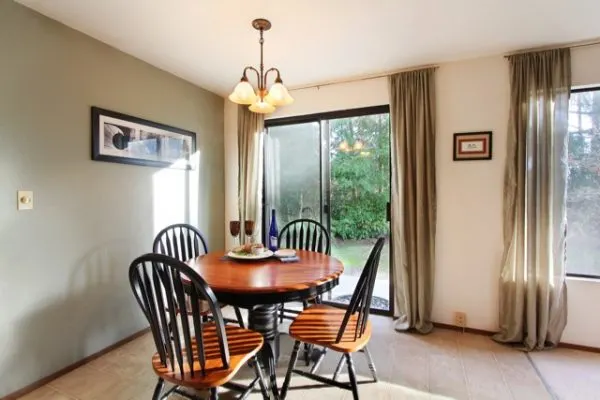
[
  {"left": 153, "top": 223, "right": 208, "bottom": 261},
  {"left": 129, "top": 253, "right": 229, "bottom": 377},
  {"left": 278, "top": 219, "right": 331, "bottom": 255},
  {"left": 335, "top": 237, "right": 386, "bottom": 343}
]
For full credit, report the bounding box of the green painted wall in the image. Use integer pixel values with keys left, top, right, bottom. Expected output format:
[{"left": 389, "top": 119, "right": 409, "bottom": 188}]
[{"left": 0, "top": 1, "right": 225, "bottom": 395}]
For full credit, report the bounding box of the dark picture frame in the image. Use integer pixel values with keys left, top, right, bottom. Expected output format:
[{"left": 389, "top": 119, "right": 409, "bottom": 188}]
[
  {"left": 453, "top": 131, "right": 492, "bottom": 161},
  {"left": 91, "top": 106, "right": 196, "bottom": 170}
]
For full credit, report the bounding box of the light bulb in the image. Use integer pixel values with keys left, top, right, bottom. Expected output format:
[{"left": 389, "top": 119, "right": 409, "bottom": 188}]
[{"left": 249, "top": 100, "right": 276, "bottom": 114}]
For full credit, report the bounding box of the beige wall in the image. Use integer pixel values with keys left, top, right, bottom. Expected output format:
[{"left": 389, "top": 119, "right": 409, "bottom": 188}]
[
  {"left": 224, "top": 45, "right": 600, "bottom": 348},
  {"left": 0, "top": 2, "right": 224, "bottom": 396},
  {"left": 224, "top": 102, "right": 239, "bottom": 249}
]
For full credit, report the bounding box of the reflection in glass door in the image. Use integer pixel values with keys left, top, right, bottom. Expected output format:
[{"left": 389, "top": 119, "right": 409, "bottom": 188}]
[
  {"left": 264, "top": 107, "right": 392, "bottom": 314},
  {"left": 263, "top": 121, "right": 323, "bottom": 230}
]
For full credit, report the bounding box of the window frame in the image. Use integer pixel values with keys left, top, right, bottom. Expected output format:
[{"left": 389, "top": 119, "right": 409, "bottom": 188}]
[{"left": 565, "top": 86, "right": 600, "bottom": 279}]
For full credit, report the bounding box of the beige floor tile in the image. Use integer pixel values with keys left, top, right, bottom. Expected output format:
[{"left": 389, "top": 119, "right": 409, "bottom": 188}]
[
  {"left": 389, "top": 353, "right": 430, "bottom": 391},
  {"left": 458, "top": 341, "right": 513, "bottom": 400},
  {"left": 530, "top": 348, "right": 600, "bottom": 400},
  {"left": 386, "top": 382, "right": 433, "bottom": 399},
  {"left": 91, "top": 348, "right": 153, "bottom": 380},
  {"left": 16, "top": 386, "right": 75, "bottom": 400},
  {"left": 493, "top": 351, "right": 549, "bottom": 400},
  {"left": 428, "top": 352, "right": 469, "bottom": 400},
  {"left": 48, "top": 364, "right": 140, "bottom": 400},
  {"left": 19, "top": 317, "right": 600, "bottom": 400}
]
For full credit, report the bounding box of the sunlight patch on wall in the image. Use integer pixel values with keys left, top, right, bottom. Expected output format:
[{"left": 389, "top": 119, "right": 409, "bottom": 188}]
[{"left": 152, "top": 151, "right": 200, "bottom": 235}]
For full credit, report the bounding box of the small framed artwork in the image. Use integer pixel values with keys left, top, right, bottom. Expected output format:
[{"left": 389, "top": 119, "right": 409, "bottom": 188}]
[
  {"left": 453, "top": 131, "right": 492, "bottom": 161},
  {"left": 91, "top": 106, "right": 196, "bottom": 170}
]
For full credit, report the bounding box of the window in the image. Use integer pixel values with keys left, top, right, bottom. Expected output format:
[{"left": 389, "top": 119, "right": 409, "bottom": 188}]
[{"left": 567, "top": 87, "right": 600, "bottom": 278}]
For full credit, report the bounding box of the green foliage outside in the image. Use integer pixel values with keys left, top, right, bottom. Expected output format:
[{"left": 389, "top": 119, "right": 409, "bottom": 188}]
[
  {"left": 567, "top": 90, "right": 600, "bottom": 276},
  {"left": 268, "top": 114, "right": 390, "bottom": 242},
  {"left": 329, "top": 114, "right": 390, "bottom": 240}
]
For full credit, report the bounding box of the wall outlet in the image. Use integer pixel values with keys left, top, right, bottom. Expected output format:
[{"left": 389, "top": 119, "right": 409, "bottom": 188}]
[{"left": 454, "top": 311, "right": 467, "bottom": 328}]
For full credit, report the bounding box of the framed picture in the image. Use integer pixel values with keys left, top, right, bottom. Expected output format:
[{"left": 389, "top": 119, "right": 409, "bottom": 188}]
[
  {"left": 91, "top": 106, "right": 196, "bottom": 170},
  {"left": 453, "top": 131, "right": 492, "bottom": 161}
]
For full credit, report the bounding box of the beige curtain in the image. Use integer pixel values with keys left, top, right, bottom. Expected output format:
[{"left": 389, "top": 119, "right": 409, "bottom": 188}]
[
  {"left": 238, "top": 106, "right": 264, "bottom": 243},
  {"left": 389, "top": 68, "right": 437, "bottom": 334},
  {"left": 494, "top": 49, "right": 570, "bottom": 350}
]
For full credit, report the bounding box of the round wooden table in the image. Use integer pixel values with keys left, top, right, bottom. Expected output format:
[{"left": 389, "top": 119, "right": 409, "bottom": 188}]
[{"left": 187, "top": 250, "right": 344, "bottom": 365}]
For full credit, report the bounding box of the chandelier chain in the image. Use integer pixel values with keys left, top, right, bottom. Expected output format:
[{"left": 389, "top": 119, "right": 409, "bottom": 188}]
[{"left": 259, "top": 28, "right": 265, "bottom": 91}]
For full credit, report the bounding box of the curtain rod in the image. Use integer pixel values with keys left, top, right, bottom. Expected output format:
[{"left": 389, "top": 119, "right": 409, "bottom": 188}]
[
  {"left": 288, "top": 38, "right": 600, "bottom": 90},
  {"left": 504, "top": 38, "right": 600, "bottom": 58},
  {"left": 289, "top": 64, "right": 438, "bottom": 91}
]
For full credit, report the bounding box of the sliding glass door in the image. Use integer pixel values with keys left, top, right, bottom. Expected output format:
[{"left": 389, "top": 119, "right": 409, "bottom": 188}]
[
  {"left": 264, "top": 107, "right": 392, "bottom": 314},
  {"left": 326, "top": 113, "right": 391, "bottom": 312},
  {"left": 263, "top": 121, "right": 324, "bottom": 228}
]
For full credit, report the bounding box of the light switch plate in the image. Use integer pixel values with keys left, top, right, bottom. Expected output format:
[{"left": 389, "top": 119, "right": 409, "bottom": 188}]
[{"left": 17, "top": 190, "right": 33, "bottom": 210}]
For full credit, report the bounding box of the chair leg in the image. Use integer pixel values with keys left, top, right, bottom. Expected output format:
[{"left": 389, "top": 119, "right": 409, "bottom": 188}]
[
  {"left": 234, "top": 306, "right": 245, "bottom": 328},
  {"left": 303, "top": 343, "right": 312, "bottom": 366},
  {"left": 281, "top": 340, "right": 301, "bottom": 400},
  {"left": 279, "top": 303, "right": 284, "bottom": 323},
  {"left": 152, "top": 378, "right": 164, "bottom": 400},
  {"left": 332, "top": 354, "right": 345, "bottom": 381},
  {"left": 252, "top": 355, "right": 270, "bottom": 400},
  {"left": 309, "top": 348, "right": 327, "bottom": 374},
  {"left": 209, "top": 387, "right": 218, "bottom": 400},
  {"left": 301, "top": 299, "right": 313, "bottom": 367},
  {"left": 363, "top": 346, "right": 378, "bottom": 382},
  {"left": 345, "top": 353, "right": 359, "bottom": 400}
]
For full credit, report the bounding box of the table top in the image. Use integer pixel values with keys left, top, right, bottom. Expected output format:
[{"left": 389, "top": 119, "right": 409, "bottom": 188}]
[{"left": 186, "top": 250, "right": 344, "bottom": 297}]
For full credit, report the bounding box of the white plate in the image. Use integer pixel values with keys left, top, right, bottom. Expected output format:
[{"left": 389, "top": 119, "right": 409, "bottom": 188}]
[
  {"left": 274, "top": 249, "right": 296, "bottom": 258},
  {"left": 227, "top": 250, "right": 274, "bottom": 260}
]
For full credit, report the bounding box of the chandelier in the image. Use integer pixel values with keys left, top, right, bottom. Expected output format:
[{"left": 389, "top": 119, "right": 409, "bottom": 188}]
[{"left": 228, "top": 18, "right": 293, "bottom": 114}]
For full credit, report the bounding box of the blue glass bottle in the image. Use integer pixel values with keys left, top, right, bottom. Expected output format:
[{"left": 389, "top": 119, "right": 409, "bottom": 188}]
[{"left": 268, "top": 209, "right": 278, "bottom": 251}]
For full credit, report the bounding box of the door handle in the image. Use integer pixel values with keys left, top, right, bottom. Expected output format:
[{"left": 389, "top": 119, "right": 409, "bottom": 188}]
[
  {"left": 386, "top": 202, "right": 391, "bottom": 222},
  {"left": 324, "top": 204, "right": 330, "bottom": 214}
]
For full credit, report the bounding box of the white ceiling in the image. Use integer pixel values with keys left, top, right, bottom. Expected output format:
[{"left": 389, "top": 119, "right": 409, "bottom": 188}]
[{"left": 16, "top": 0, "right": 600, "bottom": 97}]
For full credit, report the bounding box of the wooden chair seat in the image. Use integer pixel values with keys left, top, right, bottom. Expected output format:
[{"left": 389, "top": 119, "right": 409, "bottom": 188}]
[
  {"left": 289, "top": 304, "right": 372, "bottom": 353},
  {"left": 153, "top": 323, "right": 263, "bottom": 389},
  {"left": 281, "top": 238, "right": 385, "bottom": 400}
]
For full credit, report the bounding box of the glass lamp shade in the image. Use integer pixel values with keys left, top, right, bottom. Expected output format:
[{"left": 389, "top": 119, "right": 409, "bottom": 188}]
[
  {"left": 228, "top": 80, "right": 257, "bottom": 105},
  {"left": 265, "top": 82, "right": 294, "bottom": 106},
  {"left": 248, "top": 100, "right": 276, "bottom": 114}
]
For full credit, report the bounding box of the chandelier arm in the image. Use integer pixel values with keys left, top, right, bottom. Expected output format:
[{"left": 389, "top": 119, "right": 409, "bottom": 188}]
[
  {"left": 243, "top": 66, "right": 261, "bottom": 87},
  {"left": 263, "top": 68, "right": 281, "bottom": 88}
]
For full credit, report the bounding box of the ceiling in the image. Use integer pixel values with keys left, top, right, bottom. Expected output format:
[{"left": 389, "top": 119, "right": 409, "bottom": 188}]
[{"left": 16, "top": 0, "right": 600, "bottom": 97}]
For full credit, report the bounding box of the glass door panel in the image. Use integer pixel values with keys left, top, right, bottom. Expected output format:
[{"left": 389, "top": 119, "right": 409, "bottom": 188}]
[
  {"left": 264, "top": 108, "right": 392, "bottom": 314},
  {"left": 326, "top": 113, "right": 391, "bottom": 312},
  {"left": 264, "top": 122, "right": 323, "bottom": 233}
]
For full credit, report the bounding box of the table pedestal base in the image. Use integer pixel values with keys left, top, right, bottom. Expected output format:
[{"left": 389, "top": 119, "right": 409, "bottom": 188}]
[
  {"left": 248, "top": 304, "right": 280, "bottom": 395},
  {"left": 248, "top": 304, "right": 280, "bottom": 362}
]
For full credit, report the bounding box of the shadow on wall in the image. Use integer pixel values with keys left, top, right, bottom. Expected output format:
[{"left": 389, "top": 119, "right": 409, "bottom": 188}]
[{"left": 0, "top": 242, "right": 147, "bottom": 395}]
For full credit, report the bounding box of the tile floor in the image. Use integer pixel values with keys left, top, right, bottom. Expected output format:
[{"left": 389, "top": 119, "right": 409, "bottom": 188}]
[{"left": 16, "top": 309, "right": 600, "bottom": 400}]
